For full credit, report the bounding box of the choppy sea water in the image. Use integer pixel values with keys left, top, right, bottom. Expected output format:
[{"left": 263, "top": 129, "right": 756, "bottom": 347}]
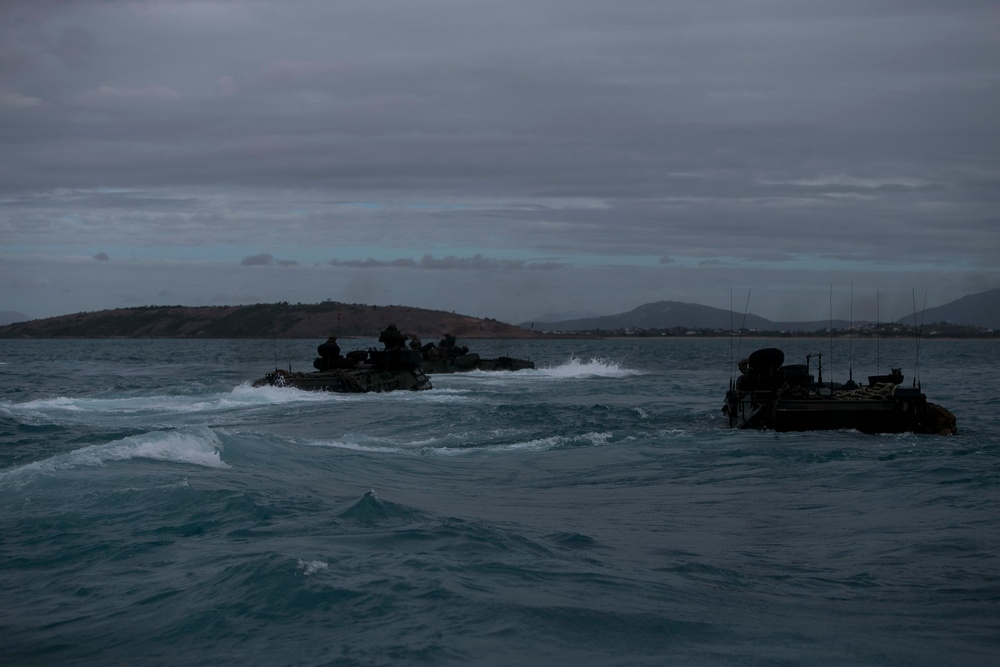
[{"left": 1, "top": 337, "right": 997, "bottom": 666}]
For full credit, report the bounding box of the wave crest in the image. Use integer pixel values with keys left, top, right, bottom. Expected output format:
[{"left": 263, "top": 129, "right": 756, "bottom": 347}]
[{"left": 0, "top": 426, "right": 229, "bottom": 488}]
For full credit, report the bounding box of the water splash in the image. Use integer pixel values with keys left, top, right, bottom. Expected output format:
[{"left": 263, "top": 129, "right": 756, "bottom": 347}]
[
  {"left": 297, "top": 559, "right": 329, "bottom": 576},
  {"left": 537, "top": 355, "right": 644, "bottom": 379}
]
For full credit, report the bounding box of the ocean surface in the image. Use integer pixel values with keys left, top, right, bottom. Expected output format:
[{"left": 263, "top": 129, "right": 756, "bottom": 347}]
[{"left": 1, "top": 337, "right": 997, "bottom": 666}]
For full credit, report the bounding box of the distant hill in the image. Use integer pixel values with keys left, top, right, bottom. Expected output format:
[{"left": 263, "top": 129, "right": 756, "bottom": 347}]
[
  {"left": 4, "top": 289, "right": 996, "bottom": 339},
  {"left": 528, "top": 289, "right": 1000, "bottom": 333},
  {"left": 0, "top": 311, "right": 29, "bottom": 326},
  {"left": 523, "top": 300, "right": 780, "bottom": 332},
  {"left": 897, "top": 288, "right": 1000, "bottom": 329},
  {"left": 0, "top": 302, "right": 543, "bottom": 340}
]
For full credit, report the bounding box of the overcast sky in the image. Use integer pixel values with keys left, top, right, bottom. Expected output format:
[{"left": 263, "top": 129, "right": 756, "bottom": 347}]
[{"left": 2, "top": 0, "right": 998, "bottom": 324}]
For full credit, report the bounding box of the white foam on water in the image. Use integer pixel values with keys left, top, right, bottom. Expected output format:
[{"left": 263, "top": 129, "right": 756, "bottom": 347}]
[
  {"left": 537, "top": 356, "right": 645, "bottom": 379},
  {"left": 0, "top": 384, "right": 360, "bottom": 425},
  {"left": 307, "top": 439, "right": 408, "bottom": 454},
  {"left": 0, "top": 369, "right": 579, "bottom": 427},
  {"left": 304, "top": 430, "right": 615, "bottom": 457},
  {"left": 0, "top": 426, "right": 229, "bottom": 488},
  {"left": 484, "top": 430, "right": 613, "bottom": 453},
  {"left": 297, "top": 559, "right": 329, "bottom": 576}
]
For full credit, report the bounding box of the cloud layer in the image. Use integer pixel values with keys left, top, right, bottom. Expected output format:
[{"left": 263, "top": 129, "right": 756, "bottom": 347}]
[{"left": 2, "top": 0, "right": 998, "bottom": 321}]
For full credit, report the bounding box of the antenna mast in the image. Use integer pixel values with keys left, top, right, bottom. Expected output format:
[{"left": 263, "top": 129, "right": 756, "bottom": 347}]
[
  {"left": 913, "top": 289, "right": 927, "bottom": 389},
  {"left": 848, "top": 283, "right": 855, "bottom": 386},
  {"left": 735, "top": 289, "right": 751, "bottom": 376},
  {"left": 829, "top": 284, "right": 834, "bottom": 388},
  {"left": 876, "top": 288, "right": 881, "bottom": 374},
  {"left": 730, "top": 288, "right": 735, "bottom": 390}
]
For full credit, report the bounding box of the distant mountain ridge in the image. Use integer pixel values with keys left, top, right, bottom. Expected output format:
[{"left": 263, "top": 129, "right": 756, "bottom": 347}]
[
  {"left": 525, "top": 288, "right": 1000, "bottom": 332},
  {"left": 522, "top": 300, "right": 845, "bottom": 332},
  {"left": 2, "top": 288, "right": 996, "bottom": 339},
  {"left": 0, "top": 311, "right": 28, "bottom": 326},
  {"left": 524, "top": 301, "right": 773, "bottom": 331},
  {"left": 897, "top": 288, "right": 1000, "bottom": 329}
]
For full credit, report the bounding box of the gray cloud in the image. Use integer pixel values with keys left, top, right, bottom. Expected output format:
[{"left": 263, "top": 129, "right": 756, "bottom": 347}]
[
  {"left": 241, "top": 253, "right": 274, "bottom": 266},
  {"left": 329, "top": 254, "right": 563, "bottom": 271},
  {"left": 329, "top": 257, "right": 418, "bottom": 269},
  {"left": 242, "top": 253, "right": 298, "bottom": 266}
]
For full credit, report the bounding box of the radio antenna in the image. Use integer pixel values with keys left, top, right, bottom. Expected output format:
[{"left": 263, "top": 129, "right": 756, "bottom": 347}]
[
  {"left": 876, "top": 288, "right": 881, "bottom": 374},
  {"left": 729, "top": 288, "right": 735, "bottom": 390},
  {"left": 913, "top": 289, "right": 927, "bottom": 388},
  {"left": 847, "top": 283, "right": 855, "bottom": 387},
  {"left": 735, "top": 289, "right": 751, "bottom": 375},
  {"left": 829, "top": 285, "right": 834, "bottom": 388}
]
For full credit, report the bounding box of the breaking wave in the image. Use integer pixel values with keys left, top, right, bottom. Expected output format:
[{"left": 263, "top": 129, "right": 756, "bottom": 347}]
[
  {"left": 305, "top": 430, "right": 614, "bottom": 456},
  {"left": 0, "top": 426, "right": 228, "bottom": 488},
  {"left": 537, "top": 355, "right": 645, "bottom": 379}
]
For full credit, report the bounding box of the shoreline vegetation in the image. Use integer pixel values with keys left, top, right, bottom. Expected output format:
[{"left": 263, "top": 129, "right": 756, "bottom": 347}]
[{"left": 0, "top": 302, "right": 996, "bottom": 340}]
